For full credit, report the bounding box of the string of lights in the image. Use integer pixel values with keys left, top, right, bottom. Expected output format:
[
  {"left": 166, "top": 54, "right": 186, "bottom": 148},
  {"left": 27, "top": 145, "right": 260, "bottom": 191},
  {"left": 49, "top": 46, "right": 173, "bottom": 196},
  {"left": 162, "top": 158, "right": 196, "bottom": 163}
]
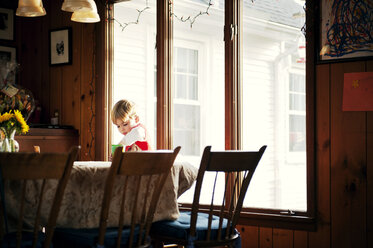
[
  {"left": 104, "top": 0, "right": 213, "bottom": 30},
  {"left": 169, "top": 0, "right": 212, "bottom": 28}
]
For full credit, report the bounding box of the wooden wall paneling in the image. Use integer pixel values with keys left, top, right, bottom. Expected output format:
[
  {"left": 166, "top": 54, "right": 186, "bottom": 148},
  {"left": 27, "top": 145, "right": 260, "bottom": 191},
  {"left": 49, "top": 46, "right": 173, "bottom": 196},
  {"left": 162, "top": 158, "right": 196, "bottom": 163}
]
[
  {"left": 16, "top": 1, "right": 52, "bottom": 123},
  {"left": 14, "top": 7, "right": 22, "bottom": 57},
  {"left": 80, "top": 23, "right": 96, "bottom": 161},
  {"left": 273, "top": 228, "right": 292, "bottom": 248},
  {"left": 293, "top": 230, "right": 307, "bottom": 248},
  {"left": 49, "top": 65, "right": 62, "bottom": 123},
  {"left": 367, "top": 60, "right": 373, "bottom": 248},
  {"left": 60, "top": 14, "right": 81, "bottom": 129},
  {"left": 330, "top": 62, "right": 366, "bottom": 248},
  {"left": 308, "top": 64, "right": 331, "bottom": 248},
  {"left": 40, "top": 2, "right": 51, "bottom": 124},
  {"left": 49, "top": 1, "right": 64, "bottom": 124},
  {"left": 237, "top": 225, "right": 258, "bottom": 248},
  {"left": 259, "top": 227, "right": 272, "bottom": 248},
  {"left": 18, "top": 18, "right": 42, "bottom": 110}
]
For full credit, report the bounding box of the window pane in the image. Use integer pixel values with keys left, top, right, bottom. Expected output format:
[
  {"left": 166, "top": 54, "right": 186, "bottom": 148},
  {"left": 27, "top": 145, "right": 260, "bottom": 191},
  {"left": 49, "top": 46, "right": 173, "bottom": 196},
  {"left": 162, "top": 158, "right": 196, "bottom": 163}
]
[
  {"left": 290, "top": 74, "right": 305, "bottom": 92},
  {"left": 242, "top": 0, "right": 306, "bottom": 211},
  {"left": 189, "top": 75, "right": 198, "bottom": 100},
  {"left": 176, "top": 47, "right": 188, "bottom": 73},
  {"left": 173, "top": 1, "right": 225, "bottom": 205},
  {"left": 112, "top": 0, "right": 156, "bottom": 148},
  {"left": 289, "top": 114, "right": 306, "bottom": 151},
  {"left": 174, "top": 104, "right": 200, "bottom": 155},
  {"left": 189, "top": 49, "right": 198, "bottom": 74},
  {"left": 289, "top": 93, "right": 305, "bottom": 110},
  {"left": 176, "top": 74, "right": 187, "bottom": 99}
]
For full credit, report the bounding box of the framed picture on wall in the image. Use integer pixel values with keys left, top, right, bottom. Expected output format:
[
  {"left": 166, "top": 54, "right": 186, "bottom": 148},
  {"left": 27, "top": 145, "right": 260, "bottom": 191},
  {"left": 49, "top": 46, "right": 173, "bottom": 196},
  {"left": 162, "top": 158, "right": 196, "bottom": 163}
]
[
  {"left": 0, "top": 45, "right": 17, "bottom": 83},
  {"left": 0, "top": 8, "right": 14, "bottom": 41},
  {"left": 49, "top": 27, "right": 72, "bottom": 66},
  {"left": 318, "top": 0, "right": 373, "bottom": 62}
]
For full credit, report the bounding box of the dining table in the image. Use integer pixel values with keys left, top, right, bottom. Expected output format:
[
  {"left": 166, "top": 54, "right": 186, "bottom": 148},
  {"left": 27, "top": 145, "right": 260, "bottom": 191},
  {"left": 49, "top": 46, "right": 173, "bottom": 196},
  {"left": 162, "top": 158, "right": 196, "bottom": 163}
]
[{"left": 4, "top": 158, "right": 198, "bottom": 230}]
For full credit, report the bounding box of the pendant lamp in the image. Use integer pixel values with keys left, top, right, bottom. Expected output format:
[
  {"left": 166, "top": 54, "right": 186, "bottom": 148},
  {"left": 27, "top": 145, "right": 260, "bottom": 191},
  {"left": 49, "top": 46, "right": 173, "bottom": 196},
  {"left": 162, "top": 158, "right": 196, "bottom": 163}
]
[
  {"left": 71, "top": 0, "right": 100, "bottom": 23},
  {"left": 71, "top": 9, "right": 100, "bottom": 23},
  {"left": 16, "top": 0, "right": 46, "bottom": 17},
  {"left": 61, "top": 0, "right": 95, "bottom": 12}
]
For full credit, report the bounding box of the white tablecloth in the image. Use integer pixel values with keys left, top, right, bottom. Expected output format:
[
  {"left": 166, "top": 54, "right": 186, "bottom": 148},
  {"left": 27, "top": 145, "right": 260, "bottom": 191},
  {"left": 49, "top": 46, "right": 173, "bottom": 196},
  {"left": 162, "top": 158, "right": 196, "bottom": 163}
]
[{"left": 5, "top": 160, "right": 198, "bottom": 229}]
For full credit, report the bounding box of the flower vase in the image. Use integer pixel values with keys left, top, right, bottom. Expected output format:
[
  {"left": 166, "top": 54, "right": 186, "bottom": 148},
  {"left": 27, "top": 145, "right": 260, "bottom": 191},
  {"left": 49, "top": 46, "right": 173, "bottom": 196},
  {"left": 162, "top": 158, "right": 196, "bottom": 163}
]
[{"left": 0, "top": 129, "right": 19, "bottom": 152}]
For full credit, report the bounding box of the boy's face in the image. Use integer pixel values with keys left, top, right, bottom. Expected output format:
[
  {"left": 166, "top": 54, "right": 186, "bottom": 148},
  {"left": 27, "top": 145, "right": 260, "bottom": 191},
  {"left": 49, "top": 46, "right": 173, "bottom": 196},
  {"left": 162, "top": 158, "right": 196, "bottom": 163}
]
[{"left": 114, "top": 116, "right": 138, "bottom": 135}]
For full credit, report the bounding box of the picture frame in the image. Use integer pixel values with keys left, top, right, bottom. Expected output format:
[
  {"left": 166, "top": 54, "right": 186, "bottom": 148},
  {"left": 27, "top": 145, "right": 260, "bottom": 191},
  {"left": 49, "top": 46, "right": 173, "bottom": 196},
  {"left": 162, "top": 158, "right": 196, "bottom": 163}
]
[
  {"left": 0, "top": 45, "right": 17, "bottom": 83},
  {"left": 49, "top": 27, "right": 72, "bottom": 66},
  {"left": 0, "top": 8, "right": 14, "bottom": 41},
  {"left": 318, "top": 0, "right": 373, "bottom": 63}
]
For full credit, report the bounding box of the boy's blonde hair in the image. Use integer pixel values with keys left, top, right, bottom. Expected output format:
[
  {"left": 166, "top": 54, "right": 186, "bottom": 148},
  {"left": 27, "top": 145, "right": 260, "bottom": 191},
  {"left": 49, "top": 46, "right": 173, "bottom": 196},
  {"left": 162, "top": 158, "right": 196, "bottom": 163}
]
[{"left": 111, "top": 99, "right": 137, "bottom": 123}]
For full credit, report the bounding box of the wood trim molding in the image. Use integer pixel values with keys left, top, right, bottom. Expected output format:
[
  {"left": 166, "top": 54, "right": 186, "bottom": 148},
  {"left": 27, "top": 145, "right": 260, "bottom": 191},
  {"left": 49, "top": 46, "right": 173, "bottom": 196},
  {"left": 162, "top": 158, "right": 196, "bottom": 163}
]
[
  {"left": 95, "top": 1, "right": 111, "bottom": 160},
  {"left": 306, "top": 0, "right": 317, "bottom": 219},
  {"left": 225, "top": 0, "right": 240, "bottom": 150},
  {"left": 156, "top": 0, "right": 173, "bottom": 149}
]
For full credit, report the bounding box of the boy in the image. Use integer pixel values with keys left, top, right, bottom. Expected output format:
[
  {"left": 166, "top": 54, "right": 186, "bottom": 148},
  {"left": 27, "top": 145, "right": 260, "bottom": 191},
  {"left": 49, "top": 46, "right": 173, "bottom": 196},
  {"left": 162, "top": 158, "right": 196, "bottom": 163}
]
[{"left": 111, "top": 99, "right": 151, "bottom": 151}]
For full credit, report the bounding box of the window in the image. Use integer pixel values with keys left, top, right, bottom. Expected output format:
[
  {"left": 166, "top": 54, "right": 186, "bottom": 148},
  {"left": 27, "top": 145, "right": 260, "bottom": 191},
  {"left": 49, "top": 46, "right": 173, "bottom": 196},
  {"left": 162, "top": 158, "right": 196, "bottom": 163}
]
[
  {"left": 111, "top": 0, "right": 156, "bottom": 147},
  {"left": 241, "top": 0, "right": 309, "bottom": 214},
  {"left": 172, "top": 2, "right": 226, "bottom": 204},
  {"left": 110, "top": 0, "right": 315, "bottom": 229},
  {"left": 171, "top": 1, "right": 225, "bottom": 165},
  {"left": 173, "top": 47, "right": 201, "bottom": 156}
]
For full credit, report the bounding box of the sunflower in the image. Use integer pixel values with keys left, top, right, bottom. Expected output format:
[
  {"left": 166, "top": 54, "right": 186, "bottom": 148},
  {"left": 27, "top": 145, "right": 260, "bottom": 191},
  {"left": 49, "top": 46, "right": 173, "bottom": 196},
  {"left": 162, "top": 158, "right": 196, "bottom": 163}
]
[
  {"left": 0, "top": 110, "right": 29, "bottom": 136},
  {"left": 13, "top": 110, "right": 29, "bottom": 134},
  {"left": 0, "top": 112, "right": 13, "bottom": 123}
]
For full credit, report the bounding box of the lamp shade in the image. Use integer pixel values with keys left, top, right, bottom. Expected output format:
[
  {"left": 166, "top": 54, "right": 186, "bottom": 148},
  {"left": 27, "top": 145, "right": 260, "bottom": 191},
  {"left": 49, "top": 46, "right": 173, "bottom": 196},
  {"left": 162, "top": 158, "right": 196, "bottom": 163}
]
[
  {"left": 71, "top": 9, "right": 100, "bottom": 23},
  {"left": 62, "top": 0, "right": 96, "bottom": 12},
  {"left": 71, "top": 0, "right": 100, "bottom": 23},
  {"left": 16, "top": 0, "right": 46, "bottom": 17}
]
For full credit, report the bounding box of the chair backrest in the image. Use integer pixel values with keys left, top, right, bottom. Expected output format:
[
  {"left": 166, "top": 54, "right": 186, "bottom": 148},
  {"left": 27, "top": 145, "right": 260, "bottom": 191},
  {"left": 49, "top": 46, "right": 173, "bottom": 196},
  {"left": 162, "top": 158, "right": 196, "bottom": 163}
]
[
  {"left": 0, "top": 146, "right": 80, "bottom": 248},
  {"left": 97, "top": 146, "right": 181, "bottom": 248},
  {"left": 190, "top": 145, "right": 266, "bottom": 244}
]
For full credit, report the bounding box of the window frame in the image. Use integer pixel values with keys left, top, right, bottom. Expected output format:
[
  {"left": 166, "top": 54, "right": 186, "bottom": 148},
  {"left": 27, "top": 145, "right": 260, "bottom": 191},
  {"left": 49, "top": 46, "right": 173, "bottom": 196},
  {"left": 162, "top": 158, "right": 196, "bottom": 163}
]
[
  {"left": 103, "top": 0, "right": 317, "bottom": 231},
  {"left": 173, "top": 41, "right": 205, "bottom": 157},
  {"left": 233, "top": 0, "right": 316, "bottom": 230}
]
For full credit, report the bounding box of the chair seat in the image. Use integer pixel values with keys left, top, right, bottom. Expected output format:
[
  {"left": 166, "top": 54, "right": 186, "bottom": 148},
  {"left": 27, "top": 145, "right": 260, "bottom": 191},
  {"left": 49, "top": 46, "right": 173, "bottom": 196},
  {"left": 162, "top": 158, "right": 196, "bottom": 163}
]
[
  {"left": 53, "top": 226, "right": 147, "bottom": 248},
  {"left": 1, "top": 231, "right": 47, "bottom": 248},
  {"left": 151, "top": 211, "right": 238, "bottom": 241}
]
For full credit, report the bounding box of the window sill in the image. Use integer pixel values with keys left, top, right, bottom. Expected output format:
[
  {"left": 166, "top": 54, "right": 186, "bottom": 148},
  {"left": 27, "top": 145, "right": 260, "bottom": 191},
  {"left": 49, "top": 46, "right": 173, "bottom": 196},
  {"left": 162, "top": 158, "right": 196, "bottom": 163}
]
[
  {"left": 179, "top": 204, "right": 316, "bottom": 232},
  {"left": 238, "top": 211, "right": 316, "bottom": 231}
]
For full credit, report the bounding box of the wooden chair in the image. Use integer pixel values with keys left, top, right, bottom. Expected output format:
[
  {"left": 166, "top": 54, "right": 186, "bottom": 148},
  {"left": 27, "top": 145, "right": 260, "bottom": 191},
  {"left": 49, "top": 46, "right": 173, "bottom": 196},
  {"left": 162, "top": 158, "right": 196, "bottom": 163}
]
[
  {"left": 53, "top": 146, "right": 181, "bottom": 248},
  {"left": 150, "top": 145, "right": 267, "bottom": 248},
  {"left": 0, "top": 146, "right": 80, "bottom": 248}
]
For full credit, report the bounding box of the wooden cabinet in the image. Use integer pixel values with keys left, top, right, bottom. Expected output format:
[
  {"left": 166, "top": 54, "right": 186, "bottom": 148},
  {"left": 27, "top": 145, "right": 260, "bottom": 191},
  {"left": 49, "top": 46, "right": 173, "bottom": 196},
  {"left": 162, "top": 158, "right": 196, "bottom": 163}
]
[{"left": 15, "top": 128, "right": 79, "bottom": 153}]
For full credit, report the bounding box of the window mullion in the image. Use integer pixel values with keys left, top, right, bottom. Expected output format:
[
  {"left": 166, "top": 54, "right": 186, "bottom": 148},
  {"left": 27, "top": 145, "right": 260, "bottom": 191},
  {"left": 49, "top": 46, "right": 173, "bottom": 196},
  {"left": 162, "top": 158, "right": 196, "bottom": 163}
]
[
  {"left": 225, "top": 0, "right": 240, "bottom": 150},
  {"left": 156, "top": 0, "right": 173, "bottom": 149}
]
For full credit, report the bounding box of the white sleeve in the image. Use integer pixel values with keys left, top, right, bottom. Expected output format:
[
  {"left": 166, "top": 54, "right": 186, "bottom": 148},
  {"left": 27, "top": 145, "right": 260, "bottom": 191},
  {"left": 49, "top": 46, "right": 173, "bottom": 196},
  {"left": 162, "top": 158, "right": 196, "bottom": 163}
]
[{"left": 118, "top": 126, "right": 146, "bottom": 146}]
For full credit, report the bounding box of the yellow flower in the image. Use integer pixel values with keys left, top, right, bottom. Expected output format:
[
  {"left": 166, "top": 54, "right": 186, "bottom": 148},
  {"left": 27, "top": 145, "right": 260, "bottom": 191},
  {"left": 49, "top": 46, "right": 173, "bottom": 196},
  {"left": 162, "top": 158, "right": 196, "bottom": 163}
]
[
  {"left": 21, "top": 122, "right": 29, "bottom": 134},
  {"left": 13, "top": 110, "right": 22, "bottom": 121},
  {"left": 0, "top": 110, "right": 29, "bottom": 135},
  {"left": 13, "top": 110, "right": 29, "bottom": 134},
  {"left": 0, "top": 112, "right": 13, "bottom": 123}
]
